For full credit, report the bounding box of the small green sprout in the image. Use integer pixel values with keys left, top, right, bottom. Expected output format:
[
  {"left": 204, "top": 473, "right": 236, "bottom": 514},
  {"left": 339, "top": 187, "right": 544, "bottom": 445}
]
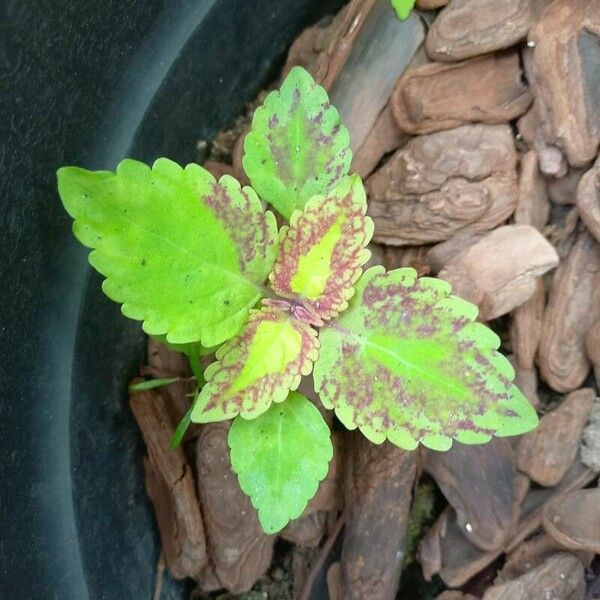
[{"left": 57, "top": 67, "right": 538, "bottom": 534}]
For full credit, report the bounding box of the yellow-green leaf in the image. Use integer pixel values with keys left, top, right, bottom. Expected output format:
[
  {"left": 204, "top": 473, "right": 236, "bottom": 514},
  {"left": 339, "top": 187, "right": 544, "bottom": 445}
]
[{"left": 57, "top": 158, "right": 277, "bottom": 346}]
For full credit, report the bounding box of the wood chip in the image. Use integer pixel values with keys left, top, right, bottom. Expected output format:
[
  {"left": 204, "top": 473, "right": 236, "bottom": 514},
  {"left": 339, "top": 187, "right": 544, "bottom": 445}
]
[
  {"left": 425, "top": 233, "right": 482, "bottom": 274},
  {"left": 339, "top": 433, "right": 417, "bottom": 600},
  {"left": 538, "top": 229, "right": 600, "bottom": 391},
  {"left": 419, "top": 460, "right": 595, "bottom": 587},
  {"left": 425, "top": 0, "right": 546, "bottom": 62},
  {"left": 529, "top": 0, "right": 600, "bottom": 167},
  {"left": 510, "top": 360, "right": 541, "bottom": 410},
  {"left": 367, "top": 124, "right": 518, "bottom": 246},
  {"left": 195, "top": 422, "right": 274, "bottom": 594},
  {"left": 280, "top": 511, "right": 328, "bottom": 548},
  {"left": 327, "top": 1, "right": 425, "bottom": 152},
  {"left": 145, "top": 339, "right": 196, "bottom": 426},
  {"left": 351, "top": 105, "right": 409, "bottom": 178},
  {"left": 506, "top": 460, "right": 596, "bottom": 554},
  {"left": 391, "top": 51, "right": 532, "bottom": 135},
  {"left": 281, "top": 16, "right": 333, "bottom": 80},
  {"left": 202, "top": 161, "right": 235, "bottom": 181},
  {"left": 499, "top": 533, "right": 576, "bottom": 583},
  {"left": 510, "top": 278, "right": 545, "bottom": 370},
  {"left": 543, "top": 488, "right": 600, "bottom": 554},
  {"left": 424, "top": 439, "right": 517, "bottom": 552},
  {"left": 130, "top": 388, "right": 207, "bottom": 579},
  {"left": 515, "top": 150, "right": 550, "bottom": 230},
  {"left": 581, "top": 397, "right": 600, "bottom": 472},
  {"left": 517, "top": 389, "right": 595, "bottom": 487},
  {"left": 481, "top": 552, "right": 586, "bottom": 600},
  {"left": 576, "top": 157, "right": 600, "bottom": 244},
  {"left": 438, "top": 225, "right": 558, "bottom": 321}
]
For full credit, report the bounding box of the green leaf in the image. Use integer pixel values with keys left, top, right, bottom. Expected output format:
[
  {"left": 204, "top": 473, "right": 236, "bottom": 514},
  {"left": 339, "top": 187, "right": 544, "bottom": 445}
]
[
  {"left": 269, "top": 174, "right": 374, "bottom": 324},
  {"left": 314, "top": 267, "right": 538, "bottom": 451},
  {"left": 191, "top": 308, "right": 319, "bottom": 423},
  {"left": 228, "top": 391, "right": 333, "bottom": 533},
  {"left": 171, "top": 405, "right": 193, "bottom": 448},
  {"left": 128, "top": 377, "right": 180, "bottom": 392},
  {"left": 243, "top": 66, "right": 352, "bottom": 220},
  {"left": 57, "top": 158, "right": 277, "bottom": 347},
  {"left": 392, "top": 0, "right": 416, "bottom": 20}
]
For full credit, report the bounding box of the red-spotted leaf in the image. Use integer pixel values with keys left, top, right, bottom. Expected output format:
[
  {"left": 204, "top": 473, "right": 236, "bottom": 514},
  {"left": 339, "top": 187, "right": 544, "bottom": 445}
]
[
  {"left": 314, "top": 267, "right": 539, "bottom": 451},
  {"left": 191, "top": 308, "right": 319, "bottom": 423},
  {"left": 268, "top": 174, "right": 373, "bottom": 324},
  {"left": 242, "top": 66, "right": 351, "bottom": 220}
]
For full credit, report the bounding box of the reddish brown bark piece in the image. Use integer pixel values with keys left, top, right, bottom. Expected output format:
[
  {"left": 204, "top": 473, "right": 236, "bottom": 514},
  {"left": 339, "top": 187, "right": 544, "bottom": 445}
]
[
  {"left": 311, "top": 0, "right": 378, "bottom": 91},
  {"left": 280, "top": 511, "right": 328, "bottom": 548},
  {"left": 352, "top": 105, "right": 409, "bottom": 178},
  {"left": 500, "top": 533, "right": 571, "bottom": 583},
  {"left": 539, "top": 229, "right": 600, "bottom": 391},
  {"left": 339, "top": 433, "right": 416, "bottom": 600},
  {"left": 425, "top": 0, "right": 545, "bottom": 62},
  {"left": 507, "top": 460, "right": 596, "bottom": 554},
  {"left": 511, "top": 360, "right": 541, "bottom": 410},
  {"left": 529, "top": 0, "right": 600, "bottom": 168},
  {"left": 424, "top": 439, "right": 517, "bottom": 552},
  {"left": 202, "top": 161, "right": 235, "bottom": 181},
  {"left": 510, "top": 278, "right": 545, "bottom": 371},
  {"left": 543, "top": 489, "right": 600, "bottom": 554},
  {"left": 367, "top": 124, "right": 518, "bottom": 246},
  {"left": 482, "top": 552, "right": 586, "bottom": 600},
  {"left": 129, "top": 389, "right": 207, "bottom": 579},
  {"left": 418, "top": 506, "right": 510, "bottom": 587},
  {"left": 419, "top": 461, "right": 595, "bottom": 587},
  {"left": 517, "top": 389, "right": 595, "bottom": 487},
  {"left": 438, "top": 225, "right": 558, "bottom": 321},
  {"left": 145, "top": 339, "right": 196, "bottom": 425},
  {"left": 576, "top": 158, "right": 600, "bottom": 244},
  {"left": 195, "top": 422, "right": 274, "bottom": 594},
  {"left": 305, "top": 432, "right": 344, "bottom": 514},
  {"left": 425, "top": 233, "right": 482, "bottom": 274},
  {"left": 281, "top": 16, "right": 333, "bottom": 80},
  {"left": 391, "top": 52, "right": 532, "bottom": 135},
  {"left": 515, "top": 151, "right": 550, "bottom": 230}
]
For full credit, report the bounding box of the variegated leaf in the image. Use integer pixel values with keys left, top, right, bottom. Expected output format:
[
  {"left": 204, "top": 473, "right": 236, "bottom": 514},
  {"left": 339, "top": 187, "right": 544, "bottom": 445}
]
[
  {"left": 314, "top": 267, "right": 539, "bottom": 451},
  {"left": 57, "top": 159, "right": 277, "bottom": 346},
  {"left": 191, "top": 308, "right": 319, "bottom": 422},
  {"left": 243, "top": 66, "right": 351, "bottom": 220},
  {"left": 269, "top": 175, "right": 373, "bottom": 324}
]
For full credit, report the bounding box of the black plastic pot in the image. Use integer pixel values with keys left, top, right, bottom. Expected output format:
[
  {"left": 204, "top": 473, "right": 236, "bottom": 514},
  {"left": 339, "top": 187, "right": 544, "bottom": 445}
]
[{"left": 1, "top": 2, "right": 343, "bottom": 598}]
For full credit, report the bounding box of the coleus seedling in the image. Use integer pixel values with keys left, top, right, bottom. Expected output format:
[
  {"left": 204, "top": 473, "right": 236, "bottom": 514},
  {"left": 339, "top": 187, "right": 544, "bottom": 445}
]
[{"left": 57, "top": 66, "right": 538, "bottom": 534}]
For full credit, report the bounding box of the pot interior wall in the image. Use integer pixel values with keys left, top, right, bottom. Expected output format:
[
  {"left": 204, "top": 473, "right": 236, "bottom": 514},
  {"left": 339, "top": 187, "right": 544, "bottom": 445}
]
[{"left": 7, "top": 0, "right": 342, "bottom": 598}]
